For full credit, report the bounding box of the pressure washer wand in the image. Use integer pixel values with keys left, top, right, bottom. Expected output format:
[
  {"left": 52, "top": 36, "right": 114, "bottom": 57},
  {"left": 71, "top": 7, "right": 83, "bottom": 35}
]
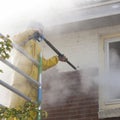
[
  {"left": 44, "top": 38, "right": 77, "bottom": 70},
  {"left": 33, "top": 32, "right": 77, "bottom": 70}
]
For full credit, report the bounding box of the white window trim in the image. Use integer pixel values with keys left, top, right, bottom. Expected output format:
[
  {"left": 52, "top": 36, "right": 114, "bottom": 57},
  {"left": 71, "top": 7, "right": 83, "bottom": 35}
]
[{"left": 98, "top": 33, "right": 120, "bottom": 119}]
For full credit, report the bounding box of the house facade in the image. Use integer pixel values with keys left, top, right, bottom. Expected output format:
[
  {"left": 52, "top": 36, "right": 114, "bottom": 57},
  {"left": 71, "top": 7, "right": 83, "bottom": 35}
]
[{"left": 41, "top": 23, "right": 120, "bottom": 120}]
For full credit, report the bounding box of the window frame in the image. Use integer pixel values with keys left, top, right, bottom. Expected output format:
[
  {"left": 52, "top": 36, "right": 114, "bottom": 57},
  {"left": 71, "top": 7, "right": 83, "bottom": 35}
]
[{"left": 98, "top": 33, "right": 120, "bottom": 119}]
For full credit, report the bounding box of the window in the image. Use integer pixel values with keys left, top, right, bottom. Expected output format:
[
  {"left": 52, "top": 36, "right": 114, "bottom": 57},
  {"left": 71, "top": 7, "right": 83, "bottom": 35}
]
[
  {"left": 105, "top": 40, "right": 120, "bottom": 101},
  {"left": 99, "top": 34, "right": 120, "bottom": 119}
]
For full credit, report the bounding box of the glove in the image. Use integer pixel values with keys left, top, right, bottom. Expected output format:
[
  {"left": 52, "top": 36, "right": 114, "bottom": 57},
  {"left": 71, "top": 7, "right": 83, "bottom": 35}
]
[{"left": 58, "top": 55, "right": 68, "bottom": 62}]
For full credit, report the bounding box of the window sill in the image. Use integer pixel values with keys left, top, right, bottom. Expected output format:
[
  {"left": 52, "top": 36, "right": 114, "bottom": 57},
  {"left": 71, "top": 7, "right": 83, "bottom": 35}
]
[{"left": 99, "top": 107, "right": 120, "bottom": 119}]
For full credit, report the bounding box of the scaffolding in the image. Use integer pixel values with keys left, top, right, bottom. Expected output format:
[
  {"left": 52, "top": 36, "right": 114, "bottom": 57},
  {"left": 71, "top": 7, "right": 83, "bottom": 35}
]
[{"left": 0, "top": 34, "right": 42, "bottom": 120}]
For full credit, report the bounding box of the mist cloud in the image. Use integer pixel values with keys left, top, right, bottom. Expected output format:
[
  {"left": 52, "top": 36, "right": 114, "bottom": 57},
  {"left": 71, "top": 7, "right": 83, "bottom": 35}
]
[
  {"left": 42, "top": 67, "right": 98, "bottom": 106},
  {"left": 0, "top": 0, "right": 93, "bottom": 35}
]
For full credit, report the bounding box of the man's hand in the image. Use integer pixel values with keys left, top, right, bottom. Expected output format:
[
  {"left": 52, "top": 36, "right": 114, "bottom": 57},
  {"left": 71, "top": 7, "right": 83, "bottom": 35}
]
[{"left": 58, "top": 55, "right": 68, "bottom": 62}]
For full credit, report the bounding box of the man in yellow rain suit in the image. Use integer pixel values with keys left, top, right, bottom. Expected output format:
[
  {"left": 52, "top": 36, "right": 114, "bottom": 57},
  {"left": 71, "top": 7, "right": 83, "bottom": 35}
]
[{"left": 10, "top": 25, "right": 67, "bottom": 118}]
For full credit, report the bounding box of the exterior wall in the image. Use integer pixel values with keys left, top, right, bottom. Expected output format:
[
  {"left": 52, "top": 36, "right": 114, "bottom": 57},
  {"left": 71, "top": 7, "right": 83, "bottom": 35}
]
[
  {"left": 42, "top": 70, "right": 98, "bottom": 120},
  {"left": 41, "top": 24, "right": 120, "bottom": 120},
  {"left": 42, "top": 69, "right": 120, "bottom": 120},
  {"left": 42, "top": 25, "right": 120, "bottom": 72}
]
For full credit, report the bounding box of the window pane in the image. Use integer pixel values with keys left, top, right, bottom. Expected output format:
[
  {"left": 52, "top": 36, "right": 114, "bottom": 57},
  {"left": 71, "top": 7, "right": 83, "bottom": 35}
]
[
  {"left": 107, "top": 41, "right": 120, "bottom": 100},
  {"left": 109, "top": 41, "right": 120, "bottom": 71}
]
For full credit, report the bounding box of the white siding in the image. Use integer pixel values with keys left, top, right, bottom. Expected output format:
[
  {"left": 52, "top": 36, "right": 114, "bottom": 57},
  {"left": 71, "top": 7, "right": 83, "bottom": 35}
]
[{"left": 42, "top": 24, "right": 120, "bottom": 72}]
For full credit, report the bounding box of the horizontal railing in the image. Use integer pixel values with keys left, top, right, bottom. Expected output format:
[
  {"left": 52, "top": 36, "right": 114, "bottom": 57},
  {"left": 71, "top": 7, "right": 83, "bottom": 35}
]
[
  {"left": 0, "top": 34, "right": 40, "bottom": 105},
  {"left": 0, "top": 80, "right": 34, "bottom": 103}
]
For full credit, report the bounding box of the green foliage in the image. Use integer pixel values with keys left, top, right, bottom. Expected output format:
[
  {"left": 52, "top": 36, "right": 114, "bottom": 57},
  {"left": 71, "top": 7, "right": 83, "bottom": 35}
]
[
  {"left": 0, "top": 35, "right": 13, "bottom": 59},
  {"left": 0, "top": 102, "right": 48, "bottom": 120},
  {"left": 0, "top": 34, "right": 13, "bottom": 73}
]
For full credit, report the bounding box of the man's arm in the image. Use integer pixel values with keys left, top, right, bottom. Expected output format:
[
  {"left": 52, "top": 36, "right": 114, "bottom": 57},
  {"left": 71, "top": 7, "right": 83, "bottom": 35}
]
[{"left": 42, "top": 55, "right": 67, "bottom": 71}]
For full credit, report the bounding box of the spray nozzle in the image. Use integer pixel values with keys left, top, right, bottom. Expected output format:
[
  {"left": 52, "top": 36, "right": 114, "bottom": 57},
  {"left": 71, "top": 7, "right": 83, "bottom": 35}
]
[{"left": 31, "top": 32, "right": 44, "bottom": 42}]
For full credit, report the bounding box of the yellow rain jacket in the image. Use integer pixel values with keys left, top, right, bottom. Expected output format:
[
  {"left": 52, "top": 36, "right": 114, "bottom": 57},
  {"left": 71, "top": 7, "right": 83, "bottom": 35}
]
[
  {"left": 10, "top": 30, "right": 59, "bottom": 111},
  {"left": 13, "top": 29, "right": 59, "bottom": 79}
]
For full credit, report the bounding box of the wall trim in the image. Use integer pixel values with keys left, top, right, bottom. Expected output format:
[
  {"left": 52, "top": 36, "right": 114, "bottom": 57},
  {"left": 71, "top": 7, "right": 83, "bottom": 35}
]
[{"left": 99, "top": 107, "right": 120, "bottom": 119}]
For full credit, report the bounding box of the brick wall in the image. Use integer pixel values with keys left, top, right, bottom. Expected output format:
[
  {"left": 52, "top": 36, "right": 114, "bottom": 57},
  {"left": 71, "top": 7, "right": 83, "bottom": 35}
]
[
  {"left": 42, "top": 69, "right": 120, "bottom": 120},
  {"left": 42, "top": 69, "right": 99, "bottom": 120}
]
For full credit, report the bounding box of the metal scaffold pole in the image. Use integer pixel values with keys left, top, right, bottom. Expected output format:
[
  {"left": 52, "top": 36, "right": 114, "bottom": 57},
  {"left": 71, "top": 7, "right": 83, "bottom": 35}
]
[
  {"left": 0, "top": 80, "right": 33, "bottom": 102},
  {"left": 37, "top": 52, "right": 42, "bottom": 120},
  {"left": 0, "top": 58, "right": 39, "bottom": 87}
]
